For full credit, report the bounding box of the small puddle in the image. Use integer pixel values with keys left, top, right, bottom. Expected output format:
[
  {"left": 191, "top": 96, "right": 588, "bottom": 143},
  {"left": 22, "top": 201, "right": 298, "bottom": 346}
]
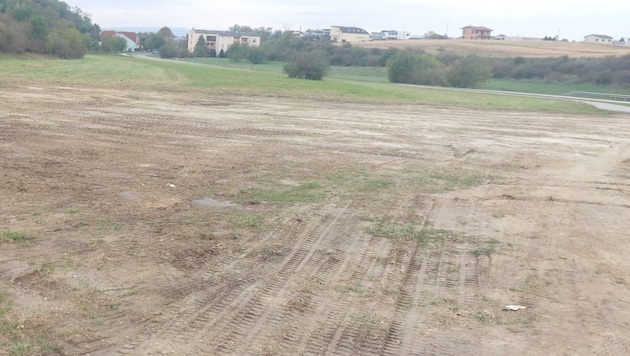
[{"left": 193, "top": 197, "right": 235, "bottom": 208}]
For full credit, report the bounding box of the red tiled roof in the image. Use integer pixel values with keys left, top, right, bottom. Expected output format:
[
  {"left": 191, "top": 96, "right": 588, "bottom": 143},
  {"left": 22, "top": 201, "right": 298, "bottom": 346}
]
[{"left": 461, "top": 26, "right": 493, "bottom": 31}]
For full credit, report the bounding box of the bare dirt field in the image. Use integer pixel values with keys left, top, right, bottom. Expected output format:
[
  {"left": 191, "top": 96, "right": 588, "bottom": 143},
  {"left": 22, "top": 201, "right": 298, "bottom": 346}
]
[
  {"left": 1, "top": 84, "right": 630, "bottom": 355},
  {"left": 356, "top": 39, "right": 630, "bottom": 58}
]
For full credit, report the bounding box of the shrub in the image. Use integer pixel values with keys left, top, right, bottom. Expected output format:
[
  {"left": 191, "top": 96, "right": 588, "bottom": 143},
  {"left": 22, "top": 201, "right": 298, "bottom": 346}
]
[
  {"left": 387, "top": 51, "right": 446, "bottom": 86},
  {"left": 283, "top": 54, "right": 329, "bottom": 80},
  {"left": 227, "top": 42, "right": 247, "bottom": 62},
  {"left": 246, "top": 46, "right": 264, "bottom": 64},
  {"left": 446, "top": 55, "right": 493, "bottom": 88},
  {"left": 158, "top": 40, "right": 179, "bottom": 58}
]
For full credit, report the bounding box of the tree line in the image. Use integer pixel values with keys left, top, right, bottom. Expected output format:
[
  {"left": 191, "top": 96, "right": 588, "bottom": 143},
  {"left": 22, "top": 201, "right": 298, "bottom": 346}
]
[
  {"left": 0, "top": 0, "right": 101, "bottom": 58},
  {"left": 208, "top": 31, "right": 630, "bottom": 88}
]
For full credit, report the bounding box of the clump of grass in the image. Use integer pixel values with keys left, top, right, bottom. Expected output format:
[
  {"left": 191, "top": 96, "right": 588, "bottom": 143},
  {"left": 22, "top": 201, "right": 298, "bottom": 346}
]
[
  {"left": 365, "top": 219, "right": 459, "bottom": 246},
  {"left": 470, "top": 246, "right": 497, "bottom": 257},
  {"left": 0, "top": 230, "right": 30, "bottom": 243}
]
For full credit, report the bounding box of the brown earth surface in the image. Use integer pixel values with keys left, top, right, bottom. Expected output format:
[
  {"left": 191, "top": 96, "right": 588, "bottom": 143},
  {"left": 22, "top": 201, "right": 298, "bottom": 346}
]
[
  {"left": 1, "top": 84, "right": 630, "bottom": 355},
  {"left": 355, "top": 39, "right": 630, "bottom": 58}
]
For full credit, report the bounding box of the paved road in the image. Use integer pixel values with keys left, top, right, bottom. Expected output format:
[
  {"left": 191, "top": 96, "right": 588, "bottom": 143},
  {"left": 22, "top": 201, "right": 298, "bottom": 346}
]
[{"left": 581, "top": 101, "right": 630, "bottom": 113}]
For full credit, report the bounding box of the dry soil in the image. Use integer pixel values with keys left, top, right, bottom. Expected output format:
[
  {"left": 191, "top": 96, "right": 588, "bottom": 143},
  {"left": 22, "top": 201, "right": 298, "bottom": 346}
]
[{"left": 1, "top": 84, "right": 629, "bottom": 355}]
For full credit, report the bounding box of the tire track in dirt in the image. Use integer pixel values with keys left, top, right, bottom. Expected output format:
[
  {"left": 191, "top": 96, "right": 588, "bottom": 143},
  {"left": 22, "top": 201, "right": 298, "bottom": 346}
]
[
  {"left": 112, "top": 202, "right": 348, "bottom": 354},
  {"left": 204, "top": 202, "right": 353, "bottom": 355}
]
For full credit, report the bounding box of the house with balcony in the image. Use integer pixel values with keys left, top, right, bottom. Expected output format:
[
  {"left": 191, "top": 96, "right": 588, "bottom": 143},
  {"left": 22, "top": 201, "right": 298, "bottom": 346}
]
[
  {"left": 188, "top": 28, "right": 262, "bottom": 55},
  {"left": 461, "top": 26, "right": 493, "bottom": 40}
]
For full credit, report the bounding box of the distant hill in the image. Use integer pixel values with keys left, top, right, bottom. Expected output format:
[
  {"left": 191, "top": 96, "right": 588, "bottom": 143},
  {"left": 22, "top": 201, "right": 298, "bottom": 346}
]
[{"left": 104, "top": 27, "right": 190, "bottom": 37}]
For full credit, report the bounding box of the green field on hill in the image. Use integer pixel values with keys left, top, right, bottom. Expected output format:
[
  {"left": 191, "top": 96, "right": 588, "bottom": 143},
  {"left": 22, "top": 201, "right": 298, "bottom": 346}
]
[{"left": 0, "top": 54, "right": 617, "bottom": 114}]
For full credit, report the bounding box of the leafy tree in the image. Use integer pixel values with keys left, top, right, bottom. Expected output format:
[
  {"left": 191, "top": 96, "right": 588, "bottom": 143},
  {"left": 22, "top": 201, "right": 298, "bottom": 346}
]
[
  {"left": 387, "top": 51, "right": 446, "bottom": 86},
  {"left": 283, "top": 53, "right": 329, "bottom": 80},
  {"left": 379, "top": 47, "right": 399, "bottom": 66},
  {"left": 158, "top": 38, "right": 178, "bottom": 58},
  {"left": 101, "top": 35, "right": 127, "bottom": 52},
  {"left": 227, "top": 42, "right": 247, "bottom": 61},
  {"left": 228, "top": 24, "right": 254, "bottom": 33},
  {"left": 247, "top": 46, "right": 264, "bottom": 64},
  {"left": 193, "top": 35, "right": 207, "bottom": 57},
  {"left": 29, "top": 15, "right": 47, "bottom": 41},
  {"left": 157, "top": 26, "right": 175, "bottom": 39},
  {"left": 46, "top": 27, "right": 85, "bottom": 59},
  {"left": 143, "top": 33, "right": 165, "bottom": 51},
  {"left": 446, "top": 55, "right": 493, "bottom": 88}
]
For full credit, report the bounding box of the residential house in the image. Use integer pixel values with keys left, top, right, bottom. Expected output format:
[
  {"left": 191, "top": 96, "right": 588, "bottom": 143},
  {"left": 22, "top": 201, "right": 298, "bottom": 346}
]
[
  {"left": 495, "top": 35, "right": 544, "bottom": 41},
  {"left": 330, "top": 26, "right": 370, "bottom": 43},
  {"left": 377, "top": 30, "right": 412, "bottom": 40},
  {"left": 584, "top": 34, "right": 613, "bottom": 44},
  {"left": 381, "top": 30, "right": 399, "bottom": 40},
  {"left": 101, "top": 30, "right": 140, "bottom": 51},
  {"left": 304, "top": 29, "right": 330, "bottom": 40},
  {"left": 188, "top": 29, "right": 262, "bottom": 55},
  {"left": 461, "top": 26, "right": 493, "bottom": 40}
]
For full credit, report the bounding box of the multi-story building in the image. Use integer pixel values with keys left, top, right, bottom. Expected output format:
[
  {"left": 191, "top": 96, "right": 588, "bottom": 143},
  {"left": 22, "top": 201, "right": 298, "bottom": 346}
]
[
  {"left": 461, "top": 26, "right": 493, "bottom": 40},
  {"left": 188, "top": 29, "right": 262, "bottom": 54}
]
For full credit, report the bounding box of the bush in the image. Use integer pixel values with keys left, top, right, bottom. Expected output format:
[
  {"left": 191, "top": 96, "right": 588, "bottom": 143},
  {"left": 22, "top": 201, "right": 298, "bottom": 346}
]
[
  {"left": 159, "top": 40, "right": 178, "bottom": 58},
  {"left": 247, "top": 46, "right": 264, "bottom": 64},
  {"left": 387, "top": 51, "right": 446, "bottom": 86},
  {"left": 446, "top": 55, "right": 492, "bottom": 88},
  {"left": 227, "top": 42, "right": 247, "bottom": 62},
  {"left": 283, "top": 54, "right": 329, "bottom": 80},
  {"left": 101, "top": 35, "right": 127, "bottom": 52}
]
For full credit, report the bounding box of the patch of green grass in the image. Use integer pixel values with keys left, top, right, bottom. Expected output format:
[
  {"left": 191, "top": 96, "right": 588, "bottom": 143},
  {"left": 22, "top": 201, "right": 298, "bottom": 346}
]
[
  {"left": 8, "top": 338, "right": 32, "bottom": 356},
  {"left": 223, "top": 210, "right": 263, "bottom": 229},
  {"left": 0, "top": 230, "right": 30, "bottom": 243},
  {"left": 0, "top": 55, "right": 607, "bottom": 113},
  {"left": 470, "top": 246, "right": 497, "bottom": 257},
  {"left": 366, "top": 219, "right": 459, "bottom": 247}
]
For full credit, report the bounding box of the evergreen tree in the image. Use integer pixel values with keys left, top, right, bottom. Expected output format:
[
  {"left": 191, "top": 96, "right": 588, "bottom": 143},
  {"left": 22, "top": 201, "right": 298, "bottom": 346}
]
[{"left": 193, "top": 35, "right": 207, "bottom": 57}]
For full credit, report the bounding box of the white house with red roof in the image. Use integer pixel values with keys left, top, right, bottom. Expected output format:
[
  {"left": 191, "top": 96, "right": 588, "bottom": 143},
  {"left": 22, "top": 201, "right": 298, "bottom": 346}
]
[{"left": 101, "top": 31, "right": 140, "bottom": 51}]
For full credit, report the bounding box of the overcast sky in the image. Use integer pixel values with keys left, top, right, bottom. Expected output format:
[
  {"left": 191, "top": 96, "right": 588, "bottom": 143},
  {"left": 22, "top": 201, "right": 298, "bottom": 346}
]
[{"left": 70, "top": 0, "right": 629, "bottom": 41}]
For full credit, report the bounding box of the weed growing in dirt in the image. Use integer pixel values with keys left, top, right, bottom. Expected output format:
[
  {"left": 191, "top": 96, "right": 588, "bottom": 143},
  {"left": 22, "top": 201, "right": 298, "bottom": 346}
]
[
  {"left": 470, "top": 246, "right": 497, "bottom": 257},
  {"left": 0, "top": 230, "right": 31, "bottom": 245},
  {"left": 36, "top": 261, "right": 63, "bottom": 275}
]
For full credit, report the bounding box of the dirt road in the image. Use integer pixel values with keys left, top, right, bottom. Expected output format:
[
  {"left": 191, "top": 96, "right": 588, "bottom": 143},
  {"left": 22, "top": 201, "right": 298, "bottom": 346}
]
[{"left": 1, "top": 85, "right": 629, "bottom": 355}]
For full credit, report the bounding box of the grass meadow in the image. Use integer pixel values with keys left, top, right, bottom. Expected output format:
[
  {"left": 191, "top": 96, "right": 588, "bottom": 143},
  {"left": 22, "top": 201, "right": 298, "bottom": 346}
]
[{"left": 0, "top": 53, "right": 618, "bottom": 113}]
